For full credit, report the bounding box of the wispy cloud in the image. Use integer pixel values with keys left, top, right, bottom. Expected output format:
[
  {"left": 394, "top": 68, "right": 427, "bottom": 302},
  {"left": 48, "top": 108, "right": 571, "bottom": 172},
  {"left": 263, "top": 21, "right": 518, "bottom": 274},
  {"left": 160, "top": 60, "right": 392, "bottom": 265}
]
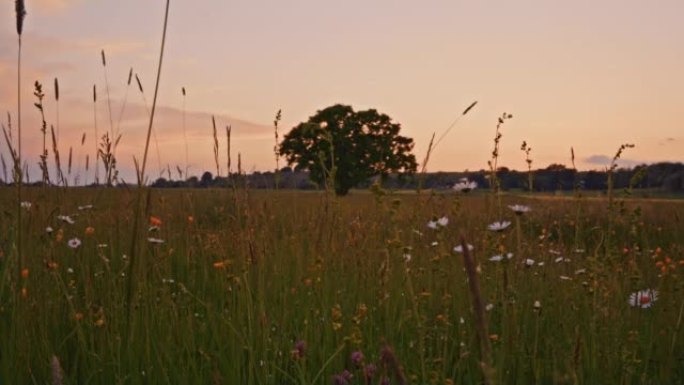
[{"left": 584, "top": 155, "right": 645, "bottom": 168}]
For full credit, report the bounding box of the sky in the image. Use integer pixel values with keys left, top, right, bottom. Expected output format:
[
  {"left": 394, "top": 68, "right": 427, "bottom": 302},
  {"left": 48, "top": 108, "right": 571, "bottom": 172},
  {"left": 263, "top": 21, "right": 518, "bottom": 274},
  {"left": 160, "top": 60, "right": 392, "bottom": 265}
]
[{"left": 0, "top": 0, "right": 683, "bottom": 183}]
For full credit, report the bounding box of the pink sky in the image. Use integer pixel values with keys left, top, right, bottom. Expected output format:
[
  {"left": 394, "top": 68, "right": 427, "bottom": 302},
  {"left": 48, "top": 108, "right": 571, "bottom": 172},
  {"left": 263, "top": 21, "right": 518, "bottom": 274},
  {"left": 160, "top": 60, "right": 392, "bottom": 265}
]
[{"left": 1, "top": 0, "right": 683, "bottom": 183}]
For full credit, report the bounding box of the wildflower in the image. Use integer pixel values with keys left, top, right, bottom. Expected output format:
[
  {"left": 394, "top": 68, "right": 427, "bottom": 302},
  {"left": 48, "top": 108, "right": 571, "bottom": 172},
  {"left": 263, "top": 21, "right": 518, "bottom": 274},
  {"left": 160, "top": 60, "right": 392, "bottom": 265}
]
[
  {"left": 147, "top": 237, "right": 165, "bottom": 244},
  {"left": 95, "top": 318, "right": 105, "bottom": 327},
  {"left": 148, "top": 225, "right": 160, "bottom": 232},
  {"left": 45, "top": 226, "right": 54, "bottom": 233},
  {"left": 549, "top": 249, "right": 561, "bottom": 255},
  {"left": 488, "top": 221, "right": 511, "bottom": 232},
  {"left": 628, "top": 289, "right": 658, "bottom": 309},
  {"left": 57, "top": 215, "right": 75, "bottom": 225},
  {"left": 21, "top": 287, "right": 28, "bottom": 298},
  {"left": 97, "top": 244, "right": 108, "bottom": 248},
  {"left": 20, "top": 201, "right": 31, "bottom": 210},
  {"left": 67, "top": 238, "right": 81, "bottom": 249},
  {"left": 524, "top": 259, "right": 535, "bottom": 267},
  {"left": 85, "top": 226, "right": 95, "bottom": 235},
  {"left": 213, "top": 261, "right": 226, "bottom": 269},
  {"left": 453, "top": 179, "right": 477, "bottom": 192},
  {"left": 364, "top": 364, "right": 377, "bottom": 381},
  {"left": 291, "top": 340, "right": 306, "bottom": 360},
  {"left": 574, "top": 269, "right": 586, "bottom": 275},
  {"left": 430, "top": 241, "right": 439, "bottom": 247},
  {"left": 428, "top": 216, "right": 448, "bottom": 229},
  {"left": 559, "top": 275, "right": 572, "bottom": 281},
  {"left": 402, "top": 253, "right": 411, "bottom": 263},
  {"left": 489, "top": 253, "right": 513, "bottom": 262},
  {"left": 187, "top": 215, "right": 195, "bottom": 224},
  {"left": 78, "top": 204, "right": 93, "bottom": 211},
  {"left": 56, "top": 229, "right": 64, "bottom": 242},
  {"left": 485, "top": 303, "right": 494, "bottom": 311},
  {"left": 533, "top": 300, "right": 541, "bottom": 310},
  {"left": 50, "top": 355, "right": 64, "bottom": 385},
  {"left": 453, "top": 244, "right": 474, "bottom": 253},
  {"left": 351, "top": 351, "right": 364, "bottom": 368},
  {"left": 149, "top": 216, "right": 162, "bottom": 227},
  {"left": 332, "top": 372, "right": 351, "bottom": 385},
  {"left": 537, "top": 262, "right": 545, "bottom": 266},
  {"left": 21, "top": 268, "right": 29, "bottom": 279},
  {"left": 508, "top": 204, "right": 531, "bottom": 214}
]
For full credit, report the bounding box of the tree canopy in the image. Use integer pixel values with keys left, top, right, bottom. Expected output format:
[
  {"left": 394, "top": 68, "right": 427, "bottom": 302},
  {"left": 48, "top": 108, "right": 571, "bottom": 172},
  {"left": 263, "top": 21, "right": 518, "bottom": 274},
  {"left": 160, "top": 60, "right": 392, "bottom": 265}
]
[{"left": 279, "top": 104, "right": 417, "bottom": 195}]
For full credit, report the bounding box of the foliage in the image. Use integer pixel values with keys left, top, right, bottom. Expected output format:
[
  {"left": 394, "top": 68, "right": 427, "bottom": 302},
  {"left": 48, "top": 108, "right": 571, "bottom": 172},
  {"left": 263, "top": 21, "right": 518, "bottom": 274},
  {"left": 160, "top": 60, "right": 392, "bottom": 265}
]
[{"left": 279, "top": 104, "right": 417, "bottom": 195}]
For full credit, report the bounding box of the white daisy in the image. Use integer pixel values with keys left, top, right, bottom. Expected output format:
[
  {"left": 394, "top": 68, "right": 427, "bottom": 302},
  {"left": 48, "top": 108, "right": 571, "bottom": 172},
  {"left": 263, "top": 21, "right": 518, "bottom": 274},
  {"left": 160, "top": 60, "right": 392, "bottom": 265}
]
[
  {"left": 403, "top": 253, "right": 412, "bottom": 263},
  {"left": 453, "top": 244, "right": 474, "bottom": 253},
  {"left": 488, "top": 221, "right": 511, "bottom": 232},
  {"left": 428, "top": 216, "right": 448, "bottom": 229},
  {"left": 508, "top": 204, "right": 531, "bottom": 214},
  {"left": 559, "top": 275, "right": 572, "bottom": 281},
  {"left": 489, "top": 253, "right": 513, "bottom": 262},
  {"left": 147, "top": 237, "right": 165, "bottom": 244},
  {"left": 67, "top": 238, "right": 81, "bottom": 249},
  {"left": 485, "top": 303, "right": 494, "bottom": 311},
  {"left": 58, "top": 215, "right": 75, "bottom": 225},
  {"left": 20, "top": 201, "right": 32, "bottom": 210},
  {"left": 533, "top": 300, "right": 542, "bottom": 310},
  {"left": 524, "top": 259, "right": 535, "bottom": 267},
  {"left": 453, "top": 179, "right": 477, "bottom": 192},
  {"left": 78, "top": 204, "right": 94, "bottom": 211},
  {"left": 45, "top": 226, "right": 54, "bottom": 233},
  {"left": 628, "top": 289, "right": 658, "bottom": 309}
]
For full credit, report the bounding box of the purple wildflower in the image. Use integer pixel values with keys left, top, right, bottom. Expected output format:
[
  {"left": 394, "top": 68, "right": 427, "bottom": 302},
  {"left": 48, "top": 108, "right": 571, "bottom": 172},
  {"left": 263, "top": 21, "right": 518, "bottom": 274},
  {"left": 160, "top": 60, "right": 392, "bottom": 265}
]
[{"left": 351, "top": 351, "right": 364, "bottom": 368}]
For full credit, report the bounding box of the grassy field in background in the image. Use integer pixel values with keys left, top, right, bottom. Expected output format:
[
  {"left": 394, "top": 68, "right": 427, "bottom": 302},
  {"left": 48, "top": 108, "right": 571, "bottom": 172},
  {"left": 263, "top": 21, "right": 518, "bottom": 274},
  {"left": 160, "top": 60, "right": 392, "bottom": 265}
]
[{"left": 1, "top": 187, "right": 683, "bottom": 384}]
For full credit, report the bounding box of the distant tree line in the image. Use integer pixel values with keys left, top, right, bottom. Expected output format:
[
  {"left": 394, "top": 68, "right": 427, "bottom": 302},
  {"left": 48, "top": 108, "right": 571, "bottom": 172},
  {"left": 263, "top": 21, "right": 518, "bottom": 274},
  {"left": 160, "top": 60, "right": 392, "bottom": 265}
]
[{"left": 148, "top": 162, "right": 684, "bottom": 193}]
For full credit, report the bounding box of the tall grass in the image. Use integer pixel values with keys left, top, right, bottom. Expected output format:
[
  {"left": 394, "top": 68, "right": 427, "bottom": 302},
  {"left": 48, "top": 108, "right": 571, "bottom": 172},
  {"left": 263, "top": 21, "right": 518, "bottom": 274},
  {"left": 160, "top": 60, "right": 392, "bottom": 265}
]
[
  {"left": 126, "top": 0, "right": 171, "bottom": 351},
  {"left": 2, "top": 188, "right": 683, "bottom": 383}
]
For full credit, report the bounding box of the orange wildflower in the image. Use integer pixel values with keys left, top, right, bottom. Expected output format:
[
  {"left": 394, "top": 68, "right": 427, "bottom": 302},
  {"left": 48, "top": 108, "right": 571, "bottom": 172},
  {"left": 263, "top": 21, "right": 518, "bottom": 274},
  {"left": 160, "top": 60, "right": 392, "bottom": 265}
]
[
  {"left": 187, "top": 216, "right": 195, "bottom": 224},
  {"left": 85, "top": 226, "right": 95, "bottom": 235},
  {"left": 213, "top": 261, "right": 226, "bottom": 269},
  {"left": 21, "top": 268, "right": 29, "bottom": 279},
  {"left": 150, "top": 216, "right": 162, "bottom": 227},
  {"left": 74, "top": 312, "right": 84, "bottom": 321},
  {"left": 21, "top": 287, "right": 28, "bottom": 298},
  {"left": 95, "top": 318, "right": 105, "bottom": 327}
]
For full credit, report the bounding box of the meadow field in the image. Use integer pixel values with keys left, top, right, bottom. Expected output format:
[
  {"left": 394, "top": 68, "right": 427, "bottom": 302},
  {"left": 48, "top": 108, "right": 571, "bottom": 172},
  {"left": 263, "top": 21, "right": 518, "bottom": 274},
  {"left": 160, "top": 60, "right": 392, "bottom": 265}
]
[{"left": 1, "top": 186, "right": 683, "bottom": 384}]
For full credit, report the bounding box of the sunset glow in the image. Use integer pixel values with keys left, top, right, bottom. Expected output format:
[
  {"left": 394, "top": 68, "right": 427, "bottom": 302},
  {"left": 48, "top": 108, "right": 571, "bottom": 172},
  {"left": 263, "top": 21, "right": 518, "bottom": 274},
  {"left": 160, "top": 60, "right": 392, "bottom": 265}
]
[{"left": 1, "top": 0, "right": 682, "bottom": 183}]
